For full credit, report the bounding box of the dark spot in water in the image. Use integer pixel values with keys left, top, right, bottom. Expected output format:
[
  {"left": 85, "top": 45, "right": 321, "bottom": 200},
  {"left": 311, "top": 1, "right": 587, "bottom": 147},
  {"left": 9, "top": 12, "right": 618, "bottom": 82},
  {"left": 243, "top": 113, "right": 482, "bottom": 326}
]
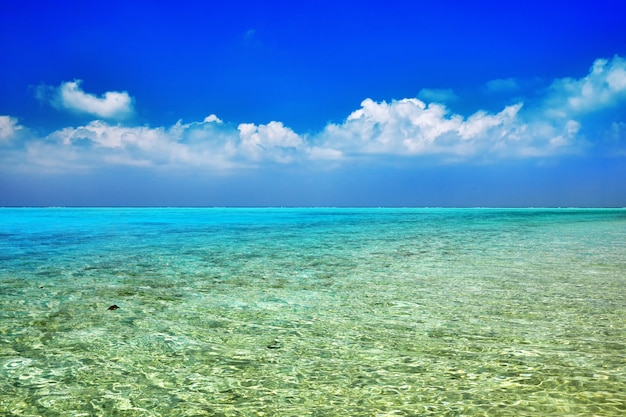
[
  {"left": 107, "top": 305, "right": 119, "bottom": 311},
  {"left": 267, "top": 340, "right": 281, "bottom": 349}
]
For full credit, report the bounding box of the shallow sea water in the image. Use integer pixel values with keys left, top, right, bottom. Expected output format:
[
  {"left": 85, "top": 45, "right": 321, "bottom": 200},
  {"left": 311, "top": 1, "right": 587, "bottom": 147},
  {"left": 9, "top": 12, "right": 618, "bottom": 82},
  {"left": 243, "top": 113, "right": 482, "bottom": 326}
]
[{"left": 1, "top": 208, "right": 625, "bottom": 416}]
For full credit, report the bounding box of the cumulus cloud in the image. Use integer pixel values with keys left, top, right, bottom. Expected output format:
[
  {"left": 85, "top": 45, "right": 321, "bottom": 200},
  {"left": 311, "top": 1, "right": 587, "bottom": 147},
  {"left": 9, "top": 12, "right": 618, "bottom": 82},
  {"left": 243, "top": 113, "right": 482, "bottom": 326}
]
[
  {"left": 38, "top": 80, "right": 134, "bottom": 119},
  {"left": 315, "top": 56, "right": 626, "bottom": 160},
  {"left": 20, "top": 116, "right": 330, "bottom": 171},
  {"left": 52, "top": 121, "right": 166, "bottom": 149},
  {"left": 44, "top": 119, "right": 238, "bottom": 170},
  {"left": 5, "top": 55, "right": 626, "bottom": 173},
  {"left": 0, "top": 115, "right": 23, "bottom": 142},
  {"left": 317, "top": 98, "right": 569, "bottom": 159},
  {"left": 237, "top": 121, "right": 306, "bottom": 162},
  {"left": 204, "top": 114, "right": 223, "bottom": 123},
  {"left": 543, "top": 55, "right": 626, "bottom": 118}
]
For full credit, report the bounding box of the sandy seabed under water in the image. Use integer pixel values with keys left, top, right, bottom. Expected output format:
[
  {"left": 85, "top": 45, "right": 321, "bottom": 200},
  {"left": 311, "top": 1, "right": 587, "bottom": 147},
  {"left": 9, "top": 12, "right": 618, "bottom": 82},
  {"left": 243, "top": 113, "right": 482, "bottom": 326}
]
[{"left": 1, "top": 208, "right": 625, "bottom": 416}]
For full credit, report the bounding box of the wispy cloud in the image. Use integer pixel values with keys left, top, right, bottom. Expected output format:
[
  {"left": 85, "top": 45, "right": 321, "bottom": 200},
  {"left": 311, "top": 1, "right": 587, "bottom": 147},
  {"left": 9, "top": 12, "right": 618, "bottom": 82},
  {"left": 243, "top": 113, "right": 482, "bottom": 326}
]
[
  {"left": 417, "top": 88, "right": 458, "bottom": 103},
  {"left": 37, "top": 80, "right": 135, "bottom": 120},
  {"left": 244, "top": 28, "right": 257, "bottom": 39},
  {"left": 485, "top": 78, "right": 520, "bottom": 93},
  {"left": 4, "top": 55, "right": 626, "bottom": 173}
]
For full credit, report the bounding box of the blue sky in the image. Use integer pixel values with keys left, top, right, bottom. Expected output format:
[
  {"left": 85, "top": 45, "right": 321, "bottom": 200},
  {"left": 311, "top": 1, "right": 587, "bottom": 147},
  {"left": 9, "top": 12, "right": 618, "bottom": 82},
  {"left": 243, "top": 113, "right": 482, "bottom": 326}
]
[{"left": 1, "top": 0, "right": 625, "bottom": 206}]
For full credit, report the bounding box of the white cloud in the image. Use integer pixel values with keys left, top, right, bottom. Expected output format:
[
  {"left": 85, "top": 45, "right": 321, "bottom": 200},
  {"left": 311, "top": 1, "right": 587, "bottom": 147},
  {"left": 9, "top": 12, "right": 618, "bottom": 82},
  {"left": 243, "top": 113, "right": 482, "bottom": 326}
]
[
  {"left": 51, "top": 121, "right": 165, "bottom": 149},
  {"left": 0, "top": 98, "right": 590, "bottom": 173},
  {"left": 314, "top": 56, "right": 626, "bottom": 160},
  {"left": 318, "top": 98, "right": 547, "bottom": 158},
  {"left": 204, "top": 114, "right": 223, "bottom": 123},
  {"left": 544, "top": 55, "right": 626, "bottom": 118},
  {"left": 22, "top": 118, "right": 316, "bottom": 171},
  {"left": 44, "top": 120, "right": 240, "bottom": 170},
  {"left": 5, "top": 55, "right": 626, "bottom": 173},
  {"left": 0, "top": 115, "right": 23, "bottom": 142},
  {"left": 42, "top": 80, "right": 135, "bottom": 119},
  {"left": 12, "top": 117, "right": 340, "bottom": 172},
  {"left": 306, "top": 146, "right": 344, "bottom": 160},
  {"left": 237, "top": 121, "right": 306, "bottom": 163}
]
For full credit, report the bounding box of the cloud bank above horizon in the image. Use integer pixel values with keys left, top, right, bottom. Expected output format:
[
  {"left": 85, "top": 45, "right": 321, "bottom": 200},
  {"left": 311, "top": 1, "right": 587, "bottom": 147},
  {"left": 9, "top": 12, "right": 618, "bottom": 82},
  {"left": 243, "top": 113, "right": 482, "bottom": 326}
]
[{"left": 2, "top": 55, "right": 626, "bottom": 174}]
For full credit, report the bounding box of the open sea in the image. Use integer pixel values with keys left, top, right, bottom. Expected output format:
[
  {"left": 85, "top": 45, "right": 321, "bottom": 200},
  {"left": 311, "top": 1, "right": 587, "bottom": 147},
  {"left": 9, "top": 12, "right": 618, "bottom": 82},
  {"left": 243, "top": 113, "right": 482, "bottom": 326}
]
[{"left": 1, "top": 208, "right": 625, "bottom": 416}]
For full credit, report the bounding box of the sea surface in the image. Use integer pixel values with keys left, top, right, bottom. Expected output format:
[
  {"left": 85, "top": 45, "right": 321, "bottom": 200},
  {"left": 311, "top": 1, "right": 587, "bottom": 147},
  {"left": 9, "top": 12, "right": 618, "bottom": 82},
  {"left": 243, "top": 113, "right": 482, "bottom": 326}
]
[{"left": 1, "top": 208, "right": 625, "bottom": 416}]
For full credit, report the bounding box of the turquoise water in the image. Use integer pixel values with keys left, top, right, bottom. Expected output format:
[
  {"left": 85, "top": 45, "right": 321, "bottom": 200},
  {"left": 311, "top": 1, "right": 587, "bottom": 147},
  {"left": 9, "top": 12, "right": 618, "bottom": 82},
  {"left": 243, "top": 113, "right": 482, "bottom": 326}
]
[{"left": 1, "top": 208, "right": 625, "bottom": 416}]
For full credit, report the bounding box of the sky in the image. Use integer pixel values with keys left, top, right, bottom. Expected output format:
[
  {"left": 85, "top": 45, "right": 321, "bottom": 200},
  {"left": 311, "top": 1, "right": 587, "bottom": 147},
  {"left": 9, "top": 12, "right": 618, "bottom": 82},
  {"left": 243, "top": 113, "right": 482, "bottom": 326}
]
[{"left": 1, "top": 0, "right": 626, "bottom": 207}]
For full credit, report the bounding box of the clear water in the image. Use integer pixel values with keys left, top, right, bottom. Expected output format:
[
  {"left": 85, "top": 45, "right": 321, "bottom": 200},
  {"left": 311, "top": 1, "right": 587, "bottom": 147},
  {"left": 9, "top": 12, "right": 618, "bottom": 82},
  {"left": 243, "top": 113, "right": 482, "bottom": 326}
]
[{"left": 1, "top": 208, "right": 625, "bottom": 416}]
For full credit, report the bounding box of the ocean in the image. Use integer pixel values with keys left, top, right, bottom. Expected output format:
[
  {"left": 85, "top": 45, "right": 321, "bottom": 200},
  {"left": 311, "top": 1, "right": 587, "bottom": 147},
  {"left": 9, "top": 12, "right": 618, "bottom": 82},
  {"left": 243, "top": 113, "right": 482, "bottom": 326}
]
[{"left": 1, "top": 208, "right": 625, "bottom": 416}]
